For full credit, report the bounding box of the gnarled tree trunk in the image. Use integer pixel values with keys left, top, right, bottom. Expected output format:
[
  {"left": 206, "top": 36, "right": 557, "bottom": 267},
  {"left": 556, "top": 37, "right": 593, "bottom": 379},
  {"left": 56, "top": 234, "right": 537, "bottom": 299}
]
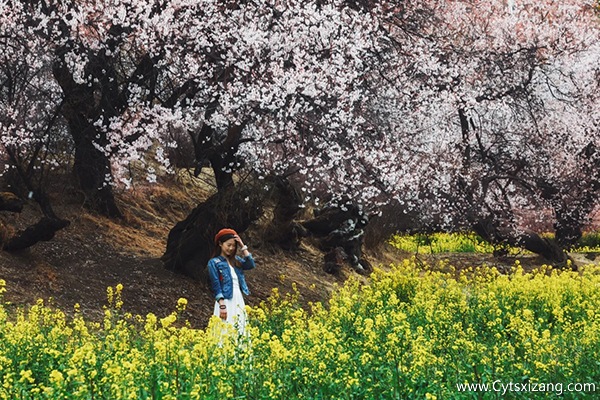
[
  {"left": 473, "top": 219, "right": 571, "bottom": 268},
  {"left": 3, "top": 217, "right": 70, "bottom": 252},
  {"left": 71, "top": 127, "right": 122, "bottom": 218},
  {"left": 1, "top": 145, "right": 70, "bottom": 252},
  {"left": 302, "top": 202, "right": 372, "bottom": 274},
  {"left": 264, "top": 177, "right": 307, "bottom": 250},
  {"left": 52, "top": 46, "right": 127, "bottom": 218},
  {"left": 162, "top": 184, "right": 264, "bottom": 279}
]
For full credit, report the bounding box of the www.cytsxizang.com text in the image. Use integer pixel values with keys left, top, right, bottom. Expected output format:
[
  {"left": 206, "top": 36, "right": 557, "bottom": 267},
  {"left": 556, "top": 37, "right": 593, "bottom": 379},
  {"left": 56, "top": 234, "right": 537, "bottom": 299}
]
[{"left": 456, "top": 381, "right": 596, "bottom": 396}]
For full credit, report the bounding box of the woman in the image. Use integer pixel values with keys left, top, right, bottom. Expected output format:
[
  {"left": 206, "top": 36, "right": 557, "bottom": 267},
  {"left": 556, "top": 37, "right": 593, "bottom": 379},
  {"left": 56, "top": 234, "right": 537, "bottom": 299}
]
[{"left": 207, "top": 228, "right": 255, "bottom": 335}]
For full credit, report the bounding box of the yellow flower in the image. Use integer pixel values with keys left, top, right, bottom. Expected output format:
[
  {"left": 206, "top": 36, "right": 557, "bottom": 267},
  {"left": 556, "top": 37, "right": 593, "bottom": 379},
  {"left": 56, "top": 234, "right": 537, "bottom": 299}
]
[
  {"left": 522, "top": 309, "right": 533, "bottom": 320},
  {"left": 160, "top": 313, "right": 177, "bottom": 329},
  {"left": 19, "top": 370, "right": 35, "bottom": 384},
  {"left": 49, "top": 370, "right": 64, "bottom": 384},
  {"left": 106, "top": 286, "right": 114, "bottom": 305},
  {"left": 177, "top": 298, "right": 188, "bottom": 311}
]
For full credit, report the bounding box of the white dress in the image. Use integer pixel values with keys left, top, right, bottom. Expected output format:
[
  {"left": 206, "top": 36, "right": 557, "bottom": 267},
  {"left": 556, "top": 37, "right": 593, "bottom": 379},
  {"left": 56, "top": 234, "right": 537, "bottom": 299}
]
[{"left": 213, "top": 263, "right": 247, "bottom": 335}]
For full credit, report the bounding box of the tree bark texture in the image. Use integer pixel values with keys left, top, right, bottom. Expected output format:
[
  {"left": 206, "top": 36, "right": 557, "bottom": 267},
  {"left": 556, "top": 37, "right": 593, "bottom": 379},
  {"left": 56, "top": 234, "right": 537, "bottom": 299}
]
[
  {"left": 194, "top": 122, "right": 247, "bottom": 192},
  {"left": 2, "top": 217, "right": 70, "bottom": 252},
  {"left": 264, "top": 177, "right": 307, "bottom": 250},
  {"left": 302, "top": 202, "right": 372, "bottom": 274},
  {"left": 52, "top": 46, "right": 125, "bottom": 218},
  {"left": 473, "top": 219, "right": 571, "bottom": 268}
]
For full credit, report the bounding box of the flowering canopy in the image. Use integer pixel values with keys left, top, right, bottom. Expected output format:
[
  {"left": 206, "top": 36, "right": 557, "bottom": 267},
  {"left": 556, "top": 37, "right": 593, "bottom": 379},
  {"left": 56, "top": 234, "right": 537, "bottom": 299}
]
[{"left": 1, "top": 0, "right": 600, "bottom": 242}]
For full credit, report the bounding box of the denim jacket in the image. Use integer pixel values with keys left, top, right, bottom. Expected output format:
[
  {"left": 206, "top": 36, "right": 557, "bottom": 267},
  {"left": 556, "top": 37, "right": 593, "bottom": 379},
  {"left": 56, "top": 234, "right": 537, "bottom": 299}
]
[{"left": 207, "top": 254, "right": 255, "bottom": 301}]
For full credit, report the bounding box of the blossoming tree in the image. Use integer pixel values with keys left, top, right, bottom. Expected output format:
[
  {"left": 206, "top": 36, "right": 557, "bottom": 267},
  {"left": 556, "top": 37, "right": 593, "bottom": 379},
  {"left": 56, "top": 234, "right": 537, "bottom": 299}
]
[
  {"left": 366, "top": 0, "right": 600, "bottom": 264},
  {"left": 2, "top": 0, "right": 600, "bottom": 269},
  {"left": 0, "top": 0, "right": 69, "bottom": 250}
]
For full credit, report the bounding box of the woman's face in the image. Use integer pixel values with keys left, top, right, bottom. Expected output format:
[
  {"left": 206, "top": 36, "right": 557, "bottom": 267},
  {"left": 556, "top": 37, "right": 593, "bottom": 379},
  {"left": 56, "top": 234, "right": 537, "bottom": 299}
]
[{"left": 219, "top": 238, "right": 237, "bottom": 257}]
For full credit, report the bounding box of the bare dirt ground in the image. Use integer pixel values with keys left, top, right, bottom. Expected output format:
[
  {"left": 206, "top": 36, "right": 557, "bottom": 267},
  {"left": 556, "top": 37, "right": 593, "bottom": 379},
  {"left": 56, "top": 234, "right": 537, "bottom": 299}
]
[{"left": 1, "top": 177, "right": 595, "bottom": 328}]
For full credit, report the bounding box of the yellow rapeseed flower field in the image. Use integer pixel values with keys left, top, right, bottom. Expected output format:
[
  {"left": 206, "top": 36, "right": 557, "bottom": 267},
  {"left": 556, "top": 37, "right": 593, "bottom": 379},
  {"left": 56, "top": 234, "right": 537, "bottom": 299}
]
[{"left": 0, "top": 261, "right": 599, "bottom": 399}]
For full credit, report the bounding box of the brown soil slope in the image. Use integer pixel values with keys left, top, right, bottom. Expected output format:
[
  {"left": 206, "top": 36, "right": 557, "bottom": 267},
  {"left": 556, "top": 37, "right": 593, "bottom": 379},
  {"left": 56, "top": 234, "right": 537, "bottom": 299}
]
[{"left": 0, "top": 179, "right": 354, "bottom": 328}]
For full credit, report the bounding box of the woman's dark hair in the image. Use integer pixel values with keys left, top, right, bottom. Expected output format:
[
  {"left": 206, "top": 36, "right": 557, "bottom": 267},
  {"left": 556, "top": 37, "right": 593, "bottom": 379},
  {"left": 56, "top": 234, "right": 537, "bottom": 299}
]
[{"left": 211, "top": 237, "right": 241, "bottom": 267}]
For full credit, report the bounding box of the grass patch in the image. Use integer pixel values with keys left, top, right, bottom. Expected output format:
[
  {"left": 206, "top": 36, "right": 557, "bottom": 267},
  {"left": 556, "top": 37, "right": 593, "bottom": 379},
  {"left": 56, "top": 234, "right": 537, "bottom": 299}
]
[
  {"left": 390, "top": 231, "right": 600, "bottom": 255},
  {"left": 389, "top": 232, "right": 518, "bottom": 255}
]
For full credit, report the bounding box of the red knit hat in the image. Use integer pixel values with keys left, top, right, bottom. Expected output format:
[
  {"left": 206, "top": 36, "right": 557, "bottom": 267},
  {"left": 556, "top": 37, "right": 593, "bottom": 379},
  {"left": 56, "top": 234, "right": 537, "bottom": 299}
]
[{"left": 214, "top": 228, "right": 238, "bottom": 245}]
